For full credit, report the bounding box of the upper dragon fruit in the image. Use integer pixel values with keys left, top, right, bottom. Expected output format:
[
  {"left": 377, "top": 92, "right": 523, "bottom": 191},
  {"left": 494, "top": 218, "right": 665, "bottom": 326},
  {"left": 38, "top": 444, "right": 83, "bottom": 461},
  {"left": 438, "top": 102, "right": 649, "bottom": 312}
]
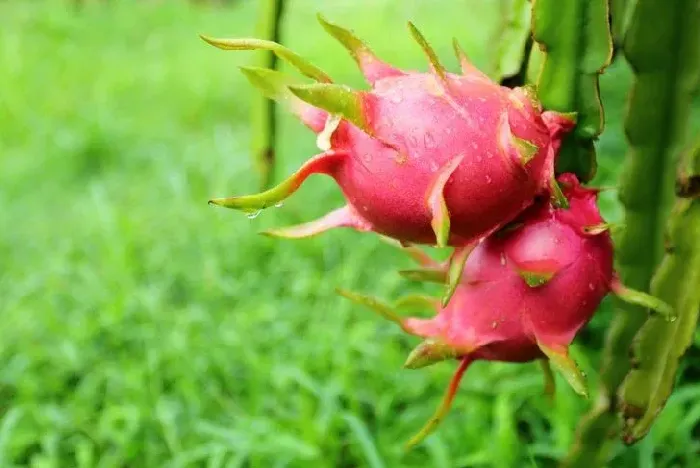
[
  {"left": 340, "top": 174, "right": 674, "bottom": 447},
  {"left": 203, "top": 16, "right": 575, "bottom": 248}
]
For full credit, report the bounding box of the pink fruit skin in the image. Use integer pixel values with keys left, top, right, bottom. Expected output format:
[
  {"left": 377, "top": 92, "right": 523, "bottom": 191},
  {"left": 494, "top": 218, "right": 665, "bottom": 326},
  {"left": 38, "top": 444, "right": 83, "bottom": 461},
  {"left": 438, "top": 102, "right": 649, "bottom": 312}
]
[
  {"left": 404, "top": 173, "right": 613, "bottom": 361},
  {"left": 219, "top": 35, "right": 576, "bottom": 247},
  {"left": 322, "top": 73, "right": 569, "bottom": 245}
]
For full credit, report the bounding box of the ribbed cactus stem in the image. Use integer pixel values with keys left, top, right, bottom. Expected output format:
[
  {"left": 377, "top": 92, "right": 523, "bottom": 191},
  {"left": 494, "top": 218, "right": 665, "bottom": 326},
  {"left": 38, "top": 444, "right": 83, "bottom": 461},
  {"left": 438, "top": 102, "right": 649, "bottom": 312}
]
[
  {"left": 492, "top": 0, "right": 533, "bottom": 85},
  {"left": 253, "top": 0, "right": 286, "bottom": 189},
  {"left": 609, "top": 0, "right": 634, "bottom": 55},
  {"left": 565, "top": 0, "right": 700, "bottom": 465},
  {"left": 527, "top": 0, "right": 613, "bottom": 182},
  {"left": 619, "top": 138, "right": 700, "bottom": 444}
]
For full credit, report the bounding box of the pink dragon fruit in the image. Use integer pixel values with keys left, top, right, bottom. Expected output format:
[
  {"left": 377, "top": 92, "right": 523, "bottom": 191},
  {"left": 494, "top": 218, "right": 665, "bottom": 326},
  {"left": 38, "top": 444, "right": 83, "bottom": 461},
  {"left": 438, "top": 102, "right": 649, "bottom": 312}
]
[
  {"left": 202, "top": 16, "right": 575, "bottom": 249},
  {"left": 340, "top": 174, "right": 674, "bottom": 447}
]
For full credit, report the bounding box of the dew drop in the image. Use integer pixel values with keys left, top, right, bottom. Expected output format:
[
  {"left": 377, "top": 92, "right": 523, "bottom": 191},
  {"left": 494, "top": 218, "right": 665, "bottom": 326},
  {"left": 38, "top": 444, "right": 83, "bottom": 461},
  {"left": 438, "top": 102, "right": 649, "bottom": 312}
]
[
  {"left": 274, "top": 202, "right": 284, "bottom": 208},
  {"left": 485, "top": 175, "right": 492, "bottom": 184},
  {"left": 424, "top": 133, "right": 437, "bottom": 149},
  {"left": 668, "top": 315, "right": 678, "bottom": 323},
  {"left": 500, "top": 253, "right": 506, "bottom": 265},
  {"left": 588, "top": 283, "right": 595, "bottom": 291},
  {"left": 246, "top": 209, "right": 262, "bottom": 219}
]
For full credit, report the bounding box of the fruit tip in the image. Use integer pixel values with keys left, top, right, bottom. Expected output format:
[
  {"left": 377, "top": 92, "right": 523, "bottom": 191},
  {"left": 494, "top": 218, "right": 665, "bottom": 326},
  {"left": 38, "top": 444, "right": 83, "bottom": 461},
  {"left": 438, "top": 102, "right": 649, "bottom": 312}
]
[
  {"left": 440, "top": 290, "right": 453, "bottom": 308},
  {"left": 258, "top": 230, "right": 276, "bottom": 238},
  {"left": 199, "top": 34, "right": 219, "bottom": 47}
]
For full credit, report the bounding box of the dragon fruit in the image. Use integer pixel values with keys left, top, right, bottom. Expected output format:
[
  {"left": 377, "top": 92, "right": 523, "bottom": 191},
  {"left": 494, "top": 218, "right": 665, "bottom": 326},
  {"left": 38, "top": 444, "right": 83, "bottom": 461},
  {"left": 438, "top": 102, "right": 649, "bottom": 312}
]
[
  {"left": 202, "top": 16, "right": 575, "bottom": 249},
  {"left": 340, "top": 174, "right": 674, "bottom": 447}
]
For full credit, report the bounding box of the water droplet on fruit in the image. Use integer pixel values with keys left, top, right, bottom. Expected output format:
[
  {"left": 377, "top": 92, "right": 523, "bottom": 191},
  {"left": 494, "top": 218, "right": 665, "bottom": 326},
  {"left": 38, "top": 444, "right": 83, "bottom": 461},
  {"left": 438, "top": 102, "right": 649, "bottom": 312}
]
[
  {"left": 485, "top": 175, "right": 492, "bottom": 184},
  {"left": 476, "top": 155, "right": 483, "bottom": 162},
  {"left": 668, "top": 315, "right": 677, "bottom": 322},
  {"left": 500, "top": 253, "right": 506, "bottom": 265},
  {"left": 429, "top": 160, "right": 439, "bottom": 172},
  {"left": 246, "top": 209, "right": 262, "bottom": 219},
  {"left": 424, "top": 133, "right": 437, "bottom": 149},
  {"left": 274, "top": 202, "right": 284, "bottom": 208},
  {"left": 588, "top": 283, "right": 595, "bottom": 291}
]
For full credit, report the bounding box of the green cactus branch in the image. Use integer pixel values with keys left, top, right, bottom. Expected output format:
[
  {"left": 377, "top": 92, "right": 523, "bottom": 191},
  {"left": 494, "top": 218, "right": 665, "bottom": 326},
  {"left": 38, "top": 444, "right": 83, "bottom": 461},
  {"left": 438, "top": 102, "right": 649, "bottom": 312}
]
[
  {"left": 527, "top": 0, "right": 613, "bottom": 182},
  {"left": 492, "top": 0, "right": 533, "bottom": 86},
  {"left": 252, "top": 0, "right": 286, "bottom": 189},
  {"left": 619, "top": 139, "right": 700, "bottom": 444},
  {"left": 609, "top": 0, "right": 635, "bottom": 56},
  {"left": 565, "top": 0, "right": 700, "bottom": 464}
]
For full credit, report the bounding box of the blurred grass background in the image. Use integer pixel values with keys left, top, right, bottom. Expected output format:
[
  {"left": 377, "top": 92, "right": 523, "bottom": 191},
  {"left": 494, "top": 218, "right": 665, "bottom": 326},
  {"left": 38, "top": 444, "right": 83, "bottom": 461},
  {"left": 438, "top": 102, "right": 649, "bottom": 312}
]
[{"left": 1, "top": 0, "right": 699, "bottom": 467}]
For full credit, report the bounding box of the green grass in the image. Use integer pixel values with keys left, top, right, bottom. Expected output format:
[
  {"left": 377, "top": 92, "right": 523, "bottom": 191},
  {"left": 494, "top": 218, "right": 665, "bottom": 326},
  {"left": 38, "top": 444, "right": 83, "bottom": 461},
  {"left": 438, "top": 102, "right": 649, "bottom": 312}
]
[{"left": 1, "top": 1, "right": 700, "bottom": 466}]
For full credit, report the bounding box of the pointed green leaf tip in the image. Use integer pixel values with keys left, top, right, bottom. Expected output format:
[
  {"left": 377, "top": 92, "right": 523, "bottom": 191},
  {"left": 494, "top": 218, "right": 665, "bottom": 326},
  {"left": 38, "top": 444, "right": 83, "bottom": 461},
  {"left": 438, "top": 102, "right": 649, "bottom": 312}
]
[
  {"left": 405, "top": 357, "right": 472, "bottom": 449},
  {"left": 442, "top": 244, "right": 475, "bottom": 307},
  {"left": 538, "top": 343, "right": 588, "bottom": 398},
  {"left": 550, "top": 176, "right": 570, "bottom": 209},
  {"left": 582, "top": 222, "right": 616, "bottom": 235},
  {"left": 539, "top": 359, "right": 556, "bottom": 399},
  {"left": 407, "top": 22, "right": 448, "bottom": 82},
  {"left": 200, "top": 35, "right": 332, "bottom": 83},
  {"left": 610, "top": 279, "right": 676, "bottom": 322},
  {"left": 317, "top": 14, "right": 369, "bottom": 63},
  {"left": 518, "top": 269, "right": 555, "bottom": 288},
  {"left": 399, "top": 268, "right": 447, "bottom": 284},
  {"left": 452, "top": 38, "right": 470, "bottom": 71},
  {"left": 427, "top": 155, "right": 464, "bottom": 249},
  {"left": 239, "top": 66, "right": 297, "bottom": 103},
  {"left": 512, "top": 136, "right": 540, "bottom": 166},
  {"left": 404, "top": 339, "right": 459, "bottom": 369},
  {"left": 393, "top": 294, "right": 440, "bottom": 310},
  {"left": 336, "top": 288, "right": 416, "bottom": 333},
  {"left": 288, "top": 84, "right": 370, "bottom": 134}
]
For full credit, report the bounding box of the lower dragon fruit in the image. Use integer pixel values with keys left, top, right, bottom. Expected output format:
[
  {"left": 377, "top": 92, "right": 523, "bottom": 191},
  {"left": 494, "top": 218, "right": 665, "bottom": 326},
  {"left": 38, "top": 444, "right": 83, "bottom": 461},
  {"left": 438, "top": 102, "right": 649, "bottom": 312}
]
[
  {"left": 339, "top": 174, "right": 674, "bottom": 447},
  {"left": 203, "top": 16, "right": 575, "bottom": 250}
]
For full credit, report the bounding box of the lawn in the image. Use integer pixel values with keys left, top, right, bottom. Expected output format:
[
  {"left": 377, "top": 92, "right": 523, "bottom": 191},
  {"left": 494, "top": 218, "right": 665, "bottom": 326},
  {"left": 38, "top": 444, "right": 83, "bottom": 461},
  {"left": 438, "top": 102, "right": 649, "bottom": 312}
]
[{"left": 1, "top": 1, "right": 700, "bottom": 467}]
